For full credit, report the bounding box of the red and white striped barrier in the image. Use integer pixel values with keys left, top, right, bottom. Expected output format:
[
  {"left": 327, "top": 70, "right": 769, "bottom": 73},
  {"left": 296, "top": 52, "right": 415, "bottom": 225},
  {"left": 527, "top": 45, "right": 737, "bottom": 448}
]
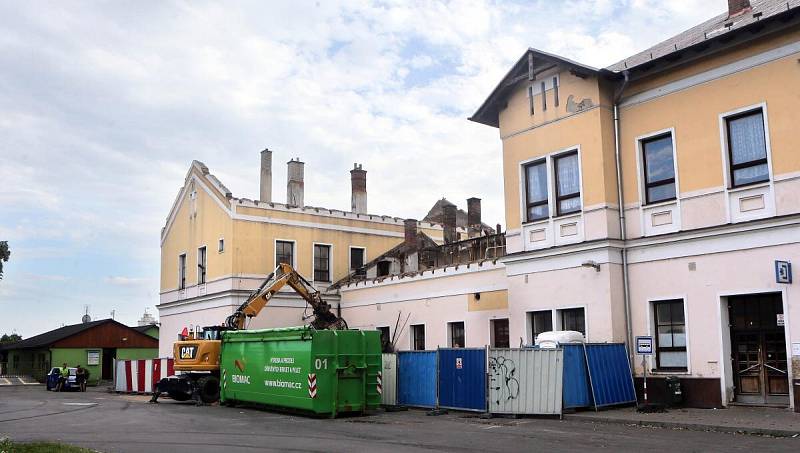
[{"left": 114, "top": 358, "right": 174, "bottom": 394}]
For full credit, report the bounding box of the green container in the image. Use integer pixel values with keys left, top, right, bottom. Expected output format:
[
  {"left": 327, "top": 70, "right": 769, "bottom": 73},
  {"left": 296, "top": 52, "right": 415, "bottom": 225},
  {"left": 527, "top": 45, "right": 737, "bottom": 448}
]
[{"left": 219, "top": 327, "right": 381, "bottom": 417}]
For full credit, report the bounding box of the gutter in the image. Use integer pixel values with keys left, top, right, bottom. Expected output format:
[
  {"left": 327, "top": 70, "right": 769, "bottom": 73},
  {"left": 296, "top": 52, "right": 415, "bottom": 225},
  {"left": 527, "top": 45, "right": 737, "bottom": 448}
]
[{"left": 613, "top": 71, "right": 634, "bottom": 368}]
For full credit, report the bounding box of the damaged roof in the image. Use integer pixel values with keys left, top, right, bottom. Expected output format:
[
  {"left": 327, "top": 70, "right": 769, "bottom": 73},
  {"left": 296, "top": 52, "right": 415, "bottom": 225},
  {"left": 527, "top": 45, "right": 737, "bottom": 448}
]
[{"left": 423, "top": 198, "right": 495, "bottom": 233}]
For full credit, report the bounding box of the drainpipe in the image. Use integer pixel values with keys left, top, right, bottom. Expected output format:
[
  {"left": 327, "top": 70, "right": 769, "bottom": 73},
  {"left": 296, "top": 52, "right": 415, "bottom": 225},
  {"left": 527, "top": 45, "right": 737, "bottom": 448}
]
[{"left": 613, "top": 71, "right": 634, "bottom": 368}]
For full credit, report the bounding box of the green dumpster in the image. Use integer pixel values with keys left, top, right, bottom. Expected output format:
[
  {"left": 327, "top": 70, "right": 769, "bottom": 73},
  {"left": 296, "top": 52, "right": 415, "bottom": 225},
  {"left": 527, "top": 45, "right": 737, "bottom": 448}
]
[{"left": 219, "top": 326, "right": 382, "bottom": 417}]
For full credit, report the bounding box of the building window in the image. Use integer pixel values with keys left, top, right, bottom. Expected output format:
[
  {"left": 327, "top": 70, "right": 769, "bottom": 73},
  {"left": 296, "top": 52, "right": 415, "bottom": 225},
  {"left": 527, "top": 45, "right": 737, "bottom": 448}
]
[
  {"left": 541, "top": 81, "right": 547, "bottom": 111},
  {"left": 411, "top": 324, "right": 425, "bottom": 351},
  {"left": 218, "top": 238, "right": 224, "bottom": 253},
  {"left": 313, "top": 244, "right": 331, "bottom": 282},
  {"left": 726, "top": 109, "right": 769, "bottom": 188},
  {"left": 178, "top": 254, "right": 186, "bottom": 290},
  {"left": 560, "top": 308, "right": 585, "bottom": 336},
  {"left": 527, "top": 85, "right": 534, "bottom": 115},
  {"left": 377, "top": 326, "right": 391, "bottom": 352},
  {"left": 377, "top": 260, "right": 391, "bottom": 277},
  {"left": 350, "top": 247, "right": 365, "bottom": 271},
  {"left": 654, "top": 300, "right": 687, "bottom": 370},
  {"left": 524, "top": 159, "right": 548, "bottom": 222},
  {"left": 449, "top": 322, "right": 465, "bottom": 348},
  {"left": 530, "top": 310, "right": 553, "bottom": 343},
  {"left": 641, "top": 134, "right": 676, "bottom": 204},
  {"left": 554, "top": 151, "right": 580, "bottom": 216},
  {"left": 553, "top": 76, "right": 559, "bottom": 107},
  {"left": 275, "top": 240, "right": 294, "bottom": 267},
  {"left": 197, "top": 246, "right": 207, "bottom": 284},
  {"left": 491, "top": 319, "right": 510, "bottom": 348}
]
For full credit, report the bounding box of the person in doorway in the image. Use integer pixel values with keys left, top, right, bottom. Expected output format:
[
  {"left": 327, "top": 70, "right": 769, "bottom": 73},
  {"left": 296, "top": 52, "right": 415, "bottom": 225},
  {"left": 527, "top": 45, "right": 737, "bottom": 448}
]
[
  {"left": 75, "top": 364, "right": 87, "bottom": 392},
  {"left": 55, "top": 362, "right": 69, "bottom": 392}
]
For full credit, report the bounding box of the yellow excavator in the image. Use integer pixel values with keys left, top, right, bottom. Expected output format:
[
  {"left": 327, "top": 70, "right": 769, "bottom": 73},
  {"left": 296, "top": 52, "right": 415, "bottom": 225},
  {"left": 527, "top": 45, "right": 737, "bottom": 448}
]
[{"left": 151, "top": 263, "right": 347, "bottom": 404}]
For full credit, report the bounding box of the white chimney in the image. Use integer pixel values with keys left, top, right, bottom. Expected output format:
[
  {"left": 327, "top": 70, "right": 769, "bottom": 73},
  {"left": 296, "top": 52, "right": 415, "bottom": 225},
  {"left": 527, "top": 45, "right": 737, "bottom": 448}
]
[
  {"left": 287, "top": 158, "right": 304, "bottom": 207},
  {"left": 260, "top": 148, "right": 272, "bottom": 202}
]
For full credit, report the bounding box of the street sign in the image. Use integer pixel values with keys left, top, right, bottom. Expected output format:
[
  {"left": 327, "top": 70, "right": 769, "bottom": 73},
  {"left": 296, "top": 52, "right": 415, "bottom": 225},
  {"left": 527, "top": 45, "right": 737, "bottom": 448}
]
[
  {"left": 636, "top": 336, "right": 653, "bottom": 355},
  {"left": 775, "top": 260, "right": 792, "bottom": 284}
]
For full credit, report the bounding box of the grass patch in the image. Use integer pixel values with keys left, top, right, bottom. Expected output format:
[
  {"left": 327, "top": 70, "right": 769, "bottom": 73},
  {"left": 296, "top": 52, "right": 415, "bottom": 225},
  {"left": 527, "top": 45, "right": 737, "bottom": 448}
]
[{"left": 0, "top": 438, "right": 96, "bottom": 453}]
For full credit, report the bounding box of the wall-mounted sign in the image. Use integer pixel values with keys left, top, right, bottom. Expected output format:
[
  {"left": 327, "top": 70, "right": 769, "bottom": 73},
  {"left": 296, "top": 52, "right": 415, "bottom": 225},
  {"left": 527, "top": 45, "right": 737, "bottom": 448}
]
[
  {"left": 775, "top": 260, "right": 792, "bottom": 284},
  {"left": 455, "top": 357, "right": 463, "bottom": 370},
  {"left": 87, "top": 350, "right": 100, "bottom": 366},
  {"left": 636, "top": 336, "right": 653, "bottom": 355},
  {"left": 777, "top": 314, "right": 785, "bottom": 327}
]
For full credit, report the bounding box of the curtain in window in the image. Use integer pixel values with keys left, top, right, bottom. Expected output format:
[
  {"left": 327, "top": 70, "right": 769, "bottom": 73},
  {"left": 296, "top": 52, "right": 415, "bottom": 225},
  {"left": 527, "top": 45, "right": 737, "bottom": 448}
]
[
  {"left": 526, "top": 163, "right": 547, "bottom": 202},
  {"left": 556, "top": 154, "right": 579, "bottom": 196},
  {"left": 729, "top": 112, "right": 768, "bottom": 186}
]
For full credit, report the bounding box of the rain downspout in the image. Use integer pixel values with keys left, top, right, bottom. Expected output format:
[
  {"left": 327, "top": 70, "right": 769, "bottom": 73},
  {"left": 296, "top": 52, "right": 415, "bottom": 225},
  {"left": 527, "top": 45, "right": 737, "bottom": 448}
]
[{"left": 613, "top": 70, "right": 633, "bottom": 366}]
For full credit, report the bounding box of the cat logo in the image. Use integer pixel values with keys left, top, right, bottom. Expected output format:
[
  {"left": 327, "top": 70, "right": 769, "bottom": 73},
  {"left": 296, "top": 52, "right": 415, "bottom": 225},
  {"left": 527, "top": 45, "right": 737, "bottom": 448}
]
[{"left": 179, "top": 345, "right": 197, "bottom": 359}]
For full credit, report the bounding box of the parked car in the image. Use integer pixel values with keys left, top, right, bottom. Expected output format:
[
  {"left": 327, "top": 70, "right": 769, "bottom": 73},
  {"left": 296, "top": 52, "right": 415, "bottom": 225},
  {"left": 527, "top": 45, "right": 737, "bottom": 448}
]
[{"left": 46, "top": 367, "right": 78, "bottom": 391}]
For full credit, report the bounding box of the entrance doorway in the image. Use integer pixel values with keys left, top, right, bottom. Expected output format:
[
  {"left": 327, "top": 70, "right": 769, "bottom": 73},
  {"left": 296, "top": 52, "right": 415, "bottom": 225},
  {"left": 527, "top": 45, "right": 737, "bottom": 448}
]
[
  {"left": 102, "top": 348, "right": 116, "bottom": 381},
  {"left": 728, "top": 293, "right": 788, "bottom": 406}
]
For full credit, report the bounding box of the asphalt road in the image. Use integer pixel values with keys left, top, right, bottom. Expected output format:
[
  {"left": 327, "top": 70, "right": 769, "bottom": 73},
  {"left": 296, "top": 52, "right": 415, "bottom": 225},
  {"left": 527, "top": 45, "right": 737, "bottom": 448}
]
[{"left": 0, "top": 386, "right": 797, "bottom": 453}]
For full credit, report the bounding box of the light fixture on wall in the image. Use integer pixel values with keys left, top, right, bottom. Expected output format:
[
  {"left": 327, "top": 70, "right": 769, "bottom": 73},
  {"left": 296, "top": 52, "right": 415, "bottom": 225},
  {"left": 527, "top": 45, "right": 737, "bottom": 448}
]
[{"left": 581, "top": 260, "right": 601, "bottom": 272}]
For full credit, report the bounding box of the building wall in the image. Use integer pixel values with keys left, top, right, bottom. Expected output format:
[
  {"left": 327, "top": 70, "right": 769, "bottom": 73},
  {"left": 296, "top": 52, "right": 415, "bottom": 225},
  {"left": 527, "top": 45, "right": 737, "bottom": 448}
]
[
  {"left": 50, "top": 348, "right": 102, "bottom": 385},
  {"left": 116, "top": 348, "right": 159, "bottom": 360},
  {"left": 340, "top": 265, "right": 508, "bottom": 350}
]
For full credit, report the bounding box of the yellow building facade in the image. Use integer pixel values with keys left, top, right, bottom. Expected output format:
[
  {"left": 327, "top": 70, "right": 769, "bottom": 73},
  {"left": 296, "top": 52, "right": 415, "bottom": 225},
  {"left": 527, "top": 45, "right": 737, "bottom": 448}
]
[
  {"left": 471, "top": 0, "right": 800, "bottom": 408},
  {"left": 157, "top": 158, "right": 459, "bottom": 356}
]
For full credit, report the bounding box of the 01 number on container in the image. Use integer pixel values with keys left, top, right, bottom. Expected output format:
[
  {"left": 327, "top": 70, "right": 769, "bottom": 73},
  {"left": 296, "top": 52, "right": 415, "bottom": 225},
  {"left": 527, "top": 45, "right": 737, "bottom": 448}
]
[{"left": 315, "top": 358, "right": 328, "bottom": 370}]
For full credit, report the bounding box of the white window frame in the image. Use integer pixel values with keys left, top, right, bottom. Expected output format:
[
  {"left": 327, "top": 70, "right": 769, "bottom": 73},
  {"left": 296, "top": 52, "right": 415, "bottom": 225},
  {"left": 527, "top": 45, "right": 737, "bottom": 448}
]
[
  {"left": 348, "top": 246, "right": 366, "bottom": 271},
  {"left": 410, "top": 323, "right": 426, "bottom": 351},
  {"left": 645, "top": 295, "right": 691, "bottom": 375},
  {"left": 197, "top": 245, "right": 207, "bottom": 285},
  {"left": 555, "top": 305, "right": 588, "bottom": 340},
  {"left": 635, "top": 127, "right": 680, "bottom": 206},
  {"left": 311, "top": 242, "right": 333, "bottom": 283},
  {"left": 447, "top": 320, "right": 466, "bottom": 348},
  {"left": 273, "top": 238, "right": 297, "bottom": 269},
  {"left": 218, "top": 237, "right": 224, "bottom": 254},
  {"left": 527, "top": 309, "right": 554, "bottom": 344},
  {"left": 718, "top": 102, "right": 774, "bottom": 190},
  {"left": 178, "top": 252, "right": 187, "bottom": 290},
  {"left": 518, "top": 145, "right": 584, "bottom": 226}
]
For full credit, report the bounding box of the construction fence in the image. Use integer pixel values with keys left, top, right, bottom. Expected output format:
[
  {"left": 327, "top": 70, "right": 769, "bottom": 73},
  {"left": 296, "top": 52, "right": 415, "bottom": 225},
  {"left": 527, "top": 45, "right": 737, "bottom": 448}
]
[{"left": 383, "top": 344, "right": 636, "bottom": 416}]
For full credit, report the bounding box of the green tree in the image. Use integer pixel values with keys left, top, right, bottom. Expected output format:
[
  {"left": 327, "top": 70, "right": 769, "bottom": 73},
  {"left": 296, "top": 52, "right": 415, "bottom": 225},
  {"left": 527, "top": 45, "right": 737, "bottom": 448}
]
[
  {"left": 0, "top": 241, "right": 8, "bottom": 279},
  {"left": 0, "top": 334, "right": 22, "bottom": 344}
]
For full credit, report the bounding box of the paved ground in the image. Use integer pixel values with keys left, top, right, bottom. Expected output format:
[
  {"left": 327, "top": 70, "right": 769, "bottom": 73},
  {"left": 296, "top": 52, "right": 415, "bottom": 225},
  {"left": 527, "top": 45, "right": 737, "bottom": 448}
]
[
  {"left": 0, "top": 386, "right": 798, "bottom": 453},
  {"left": 568, "top": 405, "right": 800, "bottom": 436}
]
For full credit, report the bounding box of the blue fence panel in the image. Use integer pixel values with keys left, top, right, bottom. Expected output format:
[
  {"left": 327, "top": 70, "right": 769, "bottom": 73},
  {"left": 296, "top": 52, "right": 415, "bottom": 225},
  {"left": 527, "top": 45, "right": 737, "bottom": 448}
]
[
  {"left": 397, "top": 351, "right": 437, "bottom": 408},
  {"left": 562, "top": 344, "right": 592, "bottom": 409},
  {"left": 438, "top": 348, "right": 486, "bottom": 411},
  {"left": 585, "top": 344, "right": 636, "bottom": 407}
]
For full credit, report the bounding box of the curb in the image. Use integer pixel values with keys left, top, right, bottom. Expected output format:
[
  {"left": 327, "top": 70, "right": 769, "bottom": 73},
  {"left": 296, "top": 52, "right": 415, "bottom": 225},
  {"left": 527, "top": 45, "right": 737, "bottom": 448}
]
[{"left": 564, "top": 414, "right": 800, "bottom": 438}]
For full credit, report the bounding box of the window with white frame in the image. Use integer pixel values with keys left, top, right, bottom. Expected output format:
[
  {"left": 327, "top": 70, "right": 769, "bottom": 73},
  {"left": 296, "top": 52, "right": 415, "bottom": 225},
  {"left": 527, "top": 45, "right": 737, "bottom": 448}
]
[
  {"left": 559, "top": 307, "right": 585, "bottom": 336},
  {"left": 524, "top": 159, "right": 548, "bottom": 222},
  {"left": 530, "top": 310, "right": 553, "bottom": 343},
  {"left": 178, "top": 253, "right": 186, "bottom": 290},
  {"left": 411, "top": 324, "right": 425, "bottom": 351},
  {"left": 275, "top": 240, "right": 294, "bottom": 267},
  {"left": 448, "top": 321, "right": 465, "bottom": 348},
  {"left": 554, "top": 151, "right": 581, "bottom": 216},
  {"left": 641, "top": 133, "right": 676, "bottom": 204},
  {"left": 218, "top": 238, "right": 224, "bottom": 253},
  {"left": 313, "top": 244, "right": 331, "bottom": 282},
  {"left": 726, "top": 108, "right": 769, "bottom": 188},
  {"left": 197, "top": 246, "right": 207, "bottom": 284},
  {"left": 654, "top": 300, "right": 687, "bottom": 371}
]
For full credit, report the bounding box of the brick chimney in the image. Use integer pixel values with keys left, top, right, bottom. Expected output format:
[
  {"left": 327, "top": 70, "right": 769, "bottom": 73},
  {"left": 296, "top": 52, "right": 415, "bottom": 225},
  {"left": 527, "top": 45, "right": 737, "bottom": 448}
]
[
  {"left": 350, "top": 163, "right": 367, "bottom": 214},
  {"left": 467, "top": 197, "right": 481, "bottom": 238},
  {"left": 259, "top": 148, "right": 272, "bottom": 202},
  {"left": 404, "top": 218, "right": 418, "bottom": 245},
  {"left": 286, "top": 158, "right": 304, "bottom": 207},
  {"left": 442, "top": 202, "right": 458, "bottom": 244},
  {"left": 728, "top": 0, "right": 751, "bottom": 17}
]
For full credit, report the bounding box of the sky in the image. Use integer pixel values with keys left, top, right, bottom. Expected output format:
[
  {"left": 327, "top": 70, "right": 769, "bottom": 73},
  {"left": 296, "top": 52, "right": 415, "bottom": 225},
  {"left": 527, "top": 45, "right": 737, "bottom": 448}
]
[{"left": 0, "top": 0, "right": 728, "bottom": 337}]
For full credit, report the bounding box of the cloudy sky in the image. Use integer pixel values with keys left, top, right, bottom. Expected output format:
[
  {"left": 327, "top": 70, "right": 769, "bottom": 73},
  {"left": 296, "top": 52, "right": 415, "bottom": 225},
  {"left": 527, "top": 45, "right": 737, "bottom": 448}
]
[{"left": 0, "top": 0, "right": 727, "bottom": 337}]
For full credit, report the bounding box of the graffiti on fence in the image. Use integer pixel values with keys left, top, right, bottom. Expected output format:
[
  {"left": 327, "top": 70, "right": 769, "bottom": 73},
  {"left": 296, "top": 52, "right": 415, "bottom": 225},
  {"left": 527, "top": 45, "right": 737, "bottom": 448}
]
[{"left": 488, "top": 356, "right": 519, "bottom": 405}]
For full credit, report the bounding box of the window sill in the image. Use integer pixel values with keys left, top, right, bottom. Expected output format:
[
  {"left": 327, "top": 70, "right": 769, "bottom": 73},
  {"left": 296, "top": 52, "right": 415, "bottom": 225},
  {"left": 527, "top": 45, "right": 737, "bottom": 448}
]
[
  {"left": 552, "top": 211, "right": 582, "bottom": 221},
  {"left": 641, "top": 198, "right": 677, "bottom": 209},
  {"left": 521, "top": 218, "right": 550, "bottom": 227},
  {"left": 649, "top": 370, "right": 690, "bottom": 376},
  {"left": 728, "top": 180, "right": 770, "bottom": 194}
]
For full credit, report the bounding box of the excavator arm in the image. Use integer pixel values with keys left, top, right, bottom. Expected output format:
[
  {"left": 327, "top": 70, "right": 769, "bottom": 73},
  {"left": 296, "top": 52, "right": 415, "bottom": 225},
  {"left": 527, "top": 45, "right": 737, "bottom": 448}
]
[{"left": 224, "top": 263, "right": 347, "bottom": 331}]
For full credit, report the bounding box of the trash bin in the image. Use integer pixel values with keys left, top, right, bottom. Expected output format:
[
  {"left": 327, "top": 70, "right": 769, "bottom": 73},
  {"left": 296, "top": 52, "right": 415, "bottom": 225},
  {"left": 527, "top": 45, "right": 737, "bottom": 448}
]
[{"left": 664, "top": 376, "right": 682, "bottom": 407}]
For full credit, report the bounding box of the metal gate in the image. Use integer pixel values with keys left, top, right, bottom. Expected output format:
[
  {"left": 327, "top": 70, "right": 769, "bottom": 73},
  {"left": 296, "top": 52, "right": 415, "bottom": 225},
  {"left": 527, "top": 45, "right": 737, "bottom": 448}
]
[
  {"left": 397, "top": 351, "right": 437, "bottom": 408},
  {"left": 488, "top": 348, "right": 563, "bottom": 415},
  {"left": 438, "top": 348, "right": 486, "bottom": 411},
  {"left": 381, "top": 353, "right": 398, "bottom": 406},
  {"left": 584, "top": 344, "right": 636, "bottom": 407}
]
